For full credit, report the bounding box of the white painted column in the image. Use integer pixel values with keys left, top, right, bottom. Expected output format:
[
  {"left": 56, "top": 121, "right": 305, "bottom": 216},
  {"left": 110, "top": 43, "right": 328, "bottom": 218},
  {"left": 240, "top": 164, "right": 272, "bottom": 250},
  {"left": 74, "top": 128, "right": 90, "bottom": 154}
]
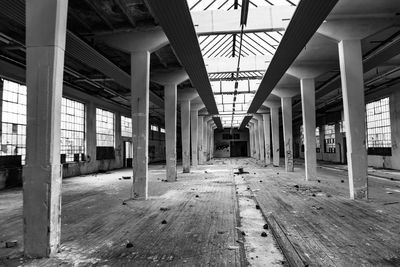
[
  {"left": 281, "top": 97, "right": 294, "bottom": 172},
  {"left": 24, "top": 0, "right": 68, "bottom": 257},
  {"left": 165, "top": 84, "right": 177, "bottom": 181},
  {"left": 86, "top": 102, "right": 97, "bottom": 170},
  {"left": 301, "top": 78, "right": 317, "bottom": 180},
  {"left": 190, "top": 109, "right": 198, "bottom": 167},
  {"left": 180, "top": 100, "right": 191, "bottom": 173},
  {"left": 271, "top": 107, "right": 280, "bottom": 166},
  {"left": 339, "top": 39, "right": 368, "bottom": 199},
  {"left": 203, "top": 117, "right": 208, "bottom": 162},
  {"left": 131, "top": 51, "right": 150, "bottom": 198},
  {"left": 254, "top": 120, "right": 260, "bottom": 160},
  {"left": 249, "top": 124, "right": 254, "bottom": 157},
  {"left": 198, "top": 116, "right": 204, "bottom": 164},
  {"left": 256, "top": 116, "right": 265, "bottom": 162},
  {"left": 263, "top": 114, "right": 271, "bottom": 165}
]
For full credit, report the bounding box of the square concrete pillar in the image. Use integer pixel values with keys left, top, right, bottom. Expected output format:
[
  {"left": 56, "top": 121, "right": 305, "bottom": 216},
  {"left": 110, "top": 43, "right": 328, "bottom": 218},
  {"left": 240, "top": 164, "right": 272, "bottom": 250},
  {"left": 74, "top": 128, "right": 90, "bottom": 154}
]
[
  {"left": 131, "top": 51, "right": 150, "bottom": 199},
  {"left": 301, "top": 78, "right": 317, "bottom": 180},
  {"left": 339, "top": 39, "right": 368, "bottom": 199},
  {"left": 165, "top": 84, "right": 177, "bottom": 181},
  {"left": 270, "top": 107, "right": 280, "bottom": 166},
  {"left": 190, "top": 109, "right": 198, "bottom": 167},
  {"left": 23, "top": 0, "right": 68, "bottom": 257},
  {"left": 198, "top": 116, "right": 204, "bottom": 164},
  {"left": 180, "top": 100, "right": 191, "bottom": 173},
  {"left": 281, "top": 97, "right": 294, "bottom": 172},
  {"left": 263, "top": 114, "right": 271, "bottom": 165}
]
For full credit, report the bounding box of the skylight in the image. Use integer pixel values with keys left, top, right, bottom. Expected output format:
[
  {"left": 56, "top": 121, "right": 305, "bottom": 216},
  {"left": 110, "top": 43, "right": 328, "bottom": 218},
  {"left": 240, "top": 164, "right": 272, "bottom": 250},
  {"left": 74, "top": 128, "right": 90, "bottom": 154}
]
[{"left": 188, "top": 0, "right": 298, "bottom": 128}]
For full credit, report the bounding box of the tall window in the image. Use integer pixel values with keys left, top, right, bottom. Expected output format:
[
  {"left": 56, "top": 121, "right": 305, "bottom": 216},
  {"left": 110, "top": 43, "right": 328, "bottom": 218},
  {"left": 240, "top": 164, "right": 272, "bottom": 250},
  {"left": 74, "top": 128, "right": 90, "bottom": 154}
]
[
  {"left": 315, "top": 127, "right": 320, "bottom": 152},
  {"left": 324, "top": 124, "right": 335, "bottom": 153},
  {"left": 96, "top": 108, "right": 114, "bottom": 147},
  {"left": 160, "top": 127, "right": 165, "bottom": 133},
  {"left": 60, "top": 97, "right": 85, "bottom": 162},
  {"left": 366, "top": 97, "right": 391, "bottom": 155},
  {"left": 1, "top": 79, "right": 27, "bottom": 164},
  {"left": 121, "top": 115, "right": 132, "bottom": 137}
]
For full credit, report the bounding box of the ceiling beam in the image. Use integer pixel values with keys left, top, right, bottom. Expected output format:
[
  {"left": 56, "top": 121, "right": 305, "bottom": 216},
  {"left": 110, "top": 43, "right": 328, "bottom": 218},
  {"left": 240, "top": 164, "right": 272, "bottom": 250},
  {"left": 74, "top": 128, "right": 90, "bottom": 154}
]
[
  {"left": 84, "top": 0, "right": 115, "bottom": 30},
  {"left": 114, "top": 0, "right": 137, "bottom": 28}
]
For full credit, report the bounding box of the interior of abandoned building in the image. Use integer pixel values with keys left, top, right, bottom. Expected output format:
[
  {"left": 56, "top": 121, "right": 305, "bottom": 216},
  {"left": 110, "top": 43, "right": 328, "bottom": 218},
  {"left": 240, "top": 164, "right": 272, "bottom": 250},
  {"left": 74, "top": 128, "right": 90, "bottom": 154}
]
[{"left": 0, "top": 0, "right": 400, "bottom": 266}]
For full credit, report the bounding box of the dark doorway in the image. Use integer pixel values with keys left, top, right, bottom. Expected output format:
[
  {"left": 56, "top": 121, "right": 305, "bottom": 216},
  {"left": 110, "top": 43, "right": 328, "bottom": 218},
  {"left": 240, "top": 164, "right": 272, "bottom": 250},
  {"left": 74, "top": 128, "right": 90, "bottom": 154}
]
[{"left": 230, "top": 141, "right": 248, "bottom": 157}]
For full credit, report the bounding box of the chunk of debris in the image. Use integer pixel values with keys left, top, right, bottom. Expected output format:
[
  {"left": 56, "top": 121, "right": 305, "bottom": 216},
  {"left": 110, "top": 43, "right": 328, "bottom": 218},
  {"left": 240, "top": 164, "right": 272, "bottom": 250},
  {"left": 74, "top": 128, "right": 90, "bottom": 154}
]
[
  {"left": 241, "top": 231, "right": 246, "bottom": 236},
  {"left": 341, "top": 180, "right": 344, "bottom": 183},
  {"left": 5, "top": 241, "right": 18, "bottom": 248},
  {"left": 122, "top": 176, "right": 131, "bottom": 180},
  {"left": 118, "top": 178, "right": 122, "bottom": 180},
  {"left": 263, "top": 224, "right": 269, "bottom": 230},
  {"left": 205, "top": 170, "right": 208, "bottom": 173},
  {"left": 161, "top": 220, "right": 167, "bottom": 224},
  {"left": 195, "top": 195, "right": 200, "bottom": 198},
  {"left": 294, "top": 185, "right": 299, "bottom": 189},
  {"left": 277, "top": 172, "right": 279, "bottom": 175},
  {"left": 122, "top": 202, "right": 127, "bottom": 205},
  {"left": 126, "top": 242, "right": 134, "bottom": 248},
  {"left": 255, "top": 205, "right": 260, "bottom": 210},
  {"left": 160, "top": 207, "right": 170, "bottom": 211},
  {"left": 326, "top": 193, "right": 332, "bottom": 198},
  {"left": 261, "top": 232, "right": 268, "bottom": 237},
  {"left": 311, "top": 193, "right": 316, "bottom": 197},
  {"left": 228, "top": 245, "right": 240, "bottom": 250},
  {"left": 317, "top": 180, "right": 321, "bottom": 183},
  {"left": 259, "top": 180, "right": 263, "bottom": 183}
]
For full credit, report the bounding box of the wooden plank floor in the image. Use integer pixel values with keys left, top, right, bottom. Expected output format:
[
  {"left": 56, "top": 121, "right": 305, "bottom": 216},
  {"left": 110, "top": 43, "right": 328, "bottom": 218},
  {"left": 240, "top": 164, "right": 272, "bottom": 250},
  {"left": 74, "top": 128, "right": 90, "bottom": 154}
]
[
  {"left": 234, "top": 158, "right": 400, "bottom": 267},
  {"left": 0, "top": 164, "right": 245, "bottom": 266}
]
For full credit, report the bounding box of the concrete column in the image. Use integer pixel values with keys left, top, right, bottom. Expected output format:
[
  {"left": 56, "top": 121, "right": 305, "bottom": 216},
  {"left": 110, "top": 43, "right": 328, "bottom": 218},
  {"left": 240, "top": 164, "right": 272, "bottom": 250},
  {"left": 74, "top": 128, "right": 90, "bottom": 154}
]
[
  {"left": 131, "top": 51, "right": 150, "bottom": 198},
  {"left": 86, "top": 102, "right": 96, "bottom": 166},
  {"left": 334, "top": 123, "right": 341, "bottom": 162},
  {"left": 270, "top": 107, "right": 280, "bottom": 166},
  {"left": 203, "top": 117, "right": 208, "bottom": 162},
  {"left": 165, "top": 84, "right": 177, "bottom": 181},
  {"left": 281, "top": 97, "right": 294, "bottom": 172},
  {"left": 115, "top": 111, "right": 122, "bottom": 167},
  {"left": 339, "top": 39, "right": 368, "bottom": 199},
  {"left": 253, "top": 120, "right": 260, "bottom": 160},
  {"left": 0, "top": 80, "right": 3, "bottom": 134},
  {"left": 180, "top": 100, "right": 191, "bottom": 173},
  {"left": 190, "top": 109, "right": 198, "bottom": 167},
  {"left": 301, "top": 78, "right": 317, "bottom": 180},
  {"left": 207, "top": 120, "right": 212, "bottom": 160},
  {"left": 249, "top": 124, "right": 253, "bottom": 157},
  {"left": 263, "top": 114, "right": 271, "bottom": 165},
  {"left": 23, "top": 0, "right": 68, "bottom": 257},
  {"left": 198, "top": 116, "right": 204, "bottom": 164},
  {"left": 255, "top": 115, "right": 265, "bottom": 162}
]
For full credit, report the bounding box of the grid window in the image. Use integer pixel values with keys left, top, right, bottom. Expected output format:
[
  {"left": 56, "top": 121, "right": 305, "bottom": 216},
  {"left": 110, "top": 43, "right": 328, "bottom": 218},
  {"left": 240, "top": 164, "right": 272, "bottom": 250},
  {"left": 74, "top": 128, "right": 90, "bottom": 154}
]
[
  {"left": 324, "top": 125, "right": 335, "bottom": 153},
  {"left": 121, "top": 115, "right": 132, "bottom": 137},
  {"left": 316, "top": 127, "right": 320, "bottom": 152},
  {"left": 160, "top": 127, "right": 165, "bottom": 133},
  {"left": 96, "top": 108, "right": 115, "bottom": 147},
  {"left": 1, "top": 79, "right": 27, "bottom": 164},
  {"left": 61, "top": 97, "right": 85, "bottom": 162},
  {"left": 366, "top": 97, "right": 391, "bottom": 148}
]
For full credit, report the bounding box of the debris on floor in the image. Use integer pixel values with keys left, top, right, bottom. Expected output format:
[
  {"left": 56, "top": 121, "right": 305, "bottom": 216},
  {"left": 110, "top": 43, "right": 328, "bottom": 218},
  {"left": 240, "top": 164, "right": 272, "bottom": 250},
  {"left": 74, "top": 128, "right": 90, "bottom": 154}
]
[
  {"left": 161, "top": 220, "right": 167, "bottom": 224},
  {"left": 5, "top": 241, "right": 18, "bottom": 248},
  {"left": 160, "top": 207, "right": 170, "bottom": 211},
  {"left": 122, "top": 176, "right": 131, "bottom": 180},
  {"left": 260, "top": 232, "right": 267, "bottom": 237},
  {"left": 126, "top": 242, "right": 134, "bottom": 248}
]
